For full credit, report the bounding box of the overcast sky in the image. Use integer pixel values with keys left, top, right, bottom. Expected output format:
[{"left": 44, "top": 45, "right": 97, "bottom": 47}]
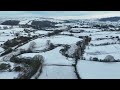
[{"left": 1, "top": 11, "right": 120, "bottom": 19}]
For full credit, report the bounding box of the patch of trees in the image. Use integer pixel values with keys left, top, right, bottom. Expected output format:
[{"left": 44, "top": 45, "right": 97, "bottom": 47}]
[
  {"left": 60, "top": 42, "right": 84, "bottom": 59},
  {"left": 70, "top": 30, "right": 84, "bottom": 33},
  {"left": 89, "top": 55, "right": 119, "bottom": 62},
  {"left": 63, "top": 20, "right": 71, "bottom": 23},
  {"left": 1, "top": 20, "right": 20, "bottom": 25},
  {"left": 93, "top": 24, "right": 101, "bottom": 28},
  {"left": 47, "top": 30, "right": 63, "bottom": 36},
  {"left": 92, "top": 42, "right": 118, "bottom": 46},
  {"left": 82, "top": 36, "right": 91, "bottom": 45},
  {"left": 1, "top": 48, "right": 13, "bottom": 56},
  {"left": 109, "top": 25, "right": 115, "bottom": 28},
  {"left": 96, "top": 37, "right": 117, "bottom": 40},
  {"left": 46, "top": 40, "right": 55, "bottom": 50},
  {"left": 60, "top": 45, "right": 71, "bottom": 57},
  {"left": 60, "top": 33, "right": 74, "bottom": 36},
  {"left": 0, "top": 63, "right": 11, "bottom": 71},
  {"left": 10, "top": 55, "right": 44, "bottom": 79},
  {"left": 72, "top": 26, "right": 79, "bottom": 28},
  {"left": 99, "top": 17, "right": 120, "bottom": 22},
  {"left": 19, "top": 25, "right": 31, "bottom": 28},
  {"left": 101, "top": 25, "right": 109, "bottom": 29},
  {"left": 31, "top": 20, "right": 57, "bottom": 29},
  {"left": 93, "top": 24, "right": 115, "bottom": 29},
  {"left": 27, "top": 40, "right": 56, "bottom": 53},
  {"left": 60, "top": 36, "right": 91, "bottom": 60},
  {"left": 3, "top": 36, "right": 32, "bottom": 49}
]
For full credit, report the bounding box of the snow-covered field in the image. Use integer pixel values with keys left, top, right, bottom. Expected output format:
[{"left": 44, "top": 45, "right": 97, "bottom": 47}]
[
  {"left": 39, "top": 66, "right": 77, "bottom": 79},
  {"left": 21, "top": 47, "right": 74, "bottom": 65},
  {"left": 83, "top": 39, "right": 120, "bottom": 60},
  {"left": 18, "top": 35, "right": 81, "bottom": 51},
  {"left": 1, "top": 16, "right": 120, "bottom": 79},
  {"left": 35, "top": 30, "right": 52, "bottom": 35},
  {"left": 0, "top": 72, "right": 19, "bottom": 79},
  {"left": 77, "top": 60, "right": 120, "bottom": 79}
]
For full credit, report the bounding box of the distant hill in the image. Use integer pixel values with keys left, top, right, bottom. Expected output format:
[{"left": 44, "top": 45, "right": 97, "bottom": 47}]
[
  {"left": 99, "top": 17, "right": 120, "bottom": 22},
  {"left": 1, "top": 20, "right": 20, "bottom": 25}
]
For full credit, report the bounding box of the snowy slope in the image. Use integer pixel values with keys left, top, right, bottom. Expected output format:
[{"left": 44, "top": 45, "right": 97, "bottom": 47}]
[
  {"left": 21, "top": 47, "right": 74, "bottom": 65},
  {"left": 18, "top": 35, "right": 81, "bottom": 50}
]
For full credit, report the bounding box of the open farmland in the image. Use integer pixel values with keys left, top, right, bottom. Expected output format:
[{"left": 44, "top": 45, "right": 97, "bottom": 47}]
[{"left": 0, "top": 14, "right": 120, "bottom": 79}]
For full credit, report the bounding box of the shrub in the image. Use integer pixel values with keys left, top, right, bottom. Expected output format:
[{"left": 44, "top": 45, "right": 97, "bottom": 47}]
[
  {"left": 92, "top": 57, "right": 99, "bottom": 61},
  {"left": 116, "top": 36, "right": 119, "bottom": 38},
  {"left": 82, "top": 57, "right": 86, "bottom": 60},
  {"left": 32, "top": 55, "right": 44, "bottom": 64},
  {"left": 1, "top": 20, "right": 20, "bottom": 25},
  {"left": 14, "top": 66, "right": 23, "bottom": 72},
  {"left": 14, "top": 32, "right": 20, "bottom": 37},
  {"left": 3, "top": 26, "right": 8, "bottom": 29},
  {"left": 10, "top": 56, "right": 32, "bottom": 64},
  {"left": 46, "top": 42, "right": 55, "bottom": 50},
  {"left": 1, "top": 48, "right": 12, "bottom": 56},
  {"left": 3, "top": 36, "right": 31, "bottom": 49},
  {"left": 0, "top": 63, "right": 11, "bottom": 70}
]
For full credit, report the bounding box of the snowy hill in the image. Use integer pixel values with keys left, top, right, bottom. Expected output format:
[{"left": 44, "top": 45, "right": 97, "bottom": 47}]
[{"left": 0, "top": 16, "right": 120, "bottom": 79}]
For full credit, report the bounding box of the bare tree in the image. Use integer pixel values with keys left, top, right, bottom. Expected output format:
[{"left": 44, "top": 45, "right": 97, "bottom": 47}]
[
  {"left": 28, "top": 33, "right": 31, "bottom": 37},
  {"left": 46, "top": 40, "right": 51, "bottom": 46},
  {"left": 33, "top": 55, "right": 44, "bottom": 63}
]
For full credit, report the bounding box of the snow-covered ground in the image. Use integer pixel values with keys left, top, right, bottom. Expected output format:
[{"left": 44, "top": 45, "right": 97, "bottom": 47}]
[
  {"left": 84, "top": 43, "right": 120, "bottom": 60},
  {"left": 39, "top": 66, "right": 77, "bottom": 79},
  {"left": 0, "top": 25, "right": 11, "bottom": 29},
  {"left": 0, "top": 47, "right": 4, "bottom": 53},
  {"left": 77, "top": 60, "right": 120, "bottom": 79},
  {"left": 1, "top": 17, "right": 120, "bottom": 79},
  {"left": 18, "top": 35, "right": 81, "bottom": 51},
  {"left": 35, "top": 30, "right": 52, "bottom": 35},
  {"left": 60, "top": 31, "right": 72, "bottom": 35},
  {"left": 21, "top": 47, "right": 74, "bottom": 65},
  {"left": 0, "top": 72, "right": 19, "bottom": 79},
  {"left": 19, "top": 20, "right": 32, "bottom": 25},
  {"left": 0, "top": 36, "right": 15, "bottom": 42}
]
